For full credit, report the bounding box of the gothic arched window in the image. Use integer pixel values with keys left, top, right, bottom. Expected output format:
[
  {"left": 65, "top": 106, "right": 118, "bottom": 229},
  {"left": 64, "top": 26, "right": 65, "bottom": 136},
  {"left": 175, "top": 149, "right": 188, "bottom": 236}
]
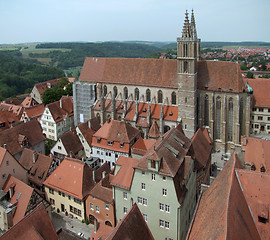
[
  {"left": 228, "top": 98, "right": 233, "bottom": 141},
  {"left": 135, "top": 88, "right": 139, "bottom": 101},
  {"left": 171, "top": 92, "right": 176, "bottom": 105},
  {"left": 146, "top": 89, "right": 151, "bottom": 102},
  {"left": 204, "top": 95, "right": 209, "bottom": 126},
  {"left": 124, "top": 87, "right": 128, "bottom": 100},
  {"left": 103, "top": 85, "right": 107, "bottom": 96},
  {"left": 158, "top": 90, "right": 163, "bottom": 104},
  {"left": 216, "top": 96, "right": 221, "bottom": 139},
  {"left": 113, "top": 86, "right": 118, "bottom": 98}
]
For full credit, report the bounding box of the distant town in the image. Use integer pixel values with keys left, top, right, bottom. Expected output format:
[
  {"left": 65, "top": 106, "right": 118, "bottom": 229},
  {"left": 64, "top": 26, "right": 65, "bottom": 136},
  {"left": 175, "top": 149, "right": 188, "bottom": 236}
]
[{"left": 0, "top": 10, "right": 269, "bottom": 240}]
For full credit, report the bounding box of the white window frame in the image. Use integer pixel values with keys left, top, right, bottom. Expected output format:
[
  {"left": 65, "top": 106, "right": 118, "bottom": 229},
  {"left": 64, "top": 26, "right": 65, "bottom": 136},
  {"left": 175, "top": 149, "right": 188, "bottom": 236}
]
[
  {"left": 141, "top": 183, "right": 146, "bottom": 190},
  {"left": 123, "top": 192, "right": 127, "bottom": 200}
]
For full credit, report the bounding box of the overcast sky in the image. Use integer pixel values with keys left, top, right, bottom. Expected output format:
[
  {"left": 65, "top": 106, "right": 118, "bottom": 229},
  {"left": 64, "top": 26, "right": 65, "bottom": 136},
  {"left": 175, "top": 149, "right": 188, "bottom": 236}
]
[{"left": 1, "top": 0, "right": 269, "bottom": 44}]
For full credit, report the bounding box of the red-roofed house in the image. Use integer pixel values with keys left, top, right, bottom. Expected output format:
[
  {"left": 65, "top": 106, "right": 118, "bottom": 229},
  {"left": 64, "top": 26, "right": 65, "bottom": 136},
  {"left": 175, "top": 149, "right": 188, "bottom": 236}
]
[
  {"left": 91, "top": 119, "right": 140, "bottom": 169},
  {"left": 0, "top": 147, "right": 27, "bottom": 189},
  {"left": 40, "top": 96, "right": 74, "bottom": 141},
  {"left": 20, "top": 104, "right": 45, "bottom": 122},
  {"left": 241, "top": 136, "right": 270, "bottom": 173},
  {"left": 131, "top": 137, "right": 156, "bottom": 159},
  {"left": 112, "top": 124, "right": 197, "bottom": 240},
  {"left": 0, "top": 175, "right": 50, "bottom": 231},
  {"left": 90, "top": 203, "right": 154, "bottom": 240},
  {"left": 30, "top": 78, "right": 61, "bottom": 104},
  {"left": 0, "top": 204, "right": 58, "bottom": 240},
  {"left": 0, "top": 119, "right": 45, "bottom": 160},
  {"left": 44, "top": 157, "right": 95, "bottom": 221},
  {"left": 244, "top": 78, "right": 270, "bottom": 134},
  {"left": 0, "top": 111, "right": 20, "bottom": 132},
  {"left": 86, "top": 173, "right": 115, "bottom": 227},
  {"left": 19, "top": 148, "right": 59, "bottom": 197},
  {"left": 76, "top": 118, "right": 101, "bottom": 158}
]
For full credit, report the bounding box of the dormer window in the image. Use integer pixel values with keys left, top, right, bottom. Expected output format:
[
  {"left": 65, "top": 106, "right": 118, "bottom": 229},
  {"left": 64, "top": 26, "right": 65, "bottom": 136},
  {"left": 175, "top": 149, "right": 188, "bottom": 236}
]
[
  {"left": 108, "top": 141, "right": 113, "bottom": 146},
  {"left": 260, "top": 165, "right": 266, "bottom": 173},
  {"left": 251, "top": 163, "right": 256, "bottom": 171},
  {"left": 120, "top": 143, "right": 124, "bottom": 148},
  {"left": 97, "top": 138, "right": 101, "bottom": 143},
  {"left": 169, "top": 112, "right": 173, "bottom": 116},
  {"left": 151, "top": 160, "right": 156, "bottom": 169}
]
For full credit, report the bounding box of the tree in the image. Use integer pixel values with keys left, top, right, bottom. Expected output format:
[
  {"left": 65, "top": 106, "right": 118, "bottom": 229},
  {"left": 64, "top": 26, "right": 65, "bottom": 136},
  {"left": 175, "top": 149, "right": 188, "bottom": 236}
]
[{"left": 247, "top": 71, "right": 254, "bottom": 79}]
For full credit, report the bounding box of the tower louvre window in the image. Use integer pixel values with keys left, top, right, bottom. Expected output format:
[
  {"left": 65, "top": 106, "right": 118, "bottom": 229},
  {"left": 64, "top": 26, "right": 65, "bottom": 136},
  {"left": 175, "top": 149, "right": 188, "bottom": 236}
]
[
  {"left": 204, "top": 95, "right": 209, "bottom": 126},
  {"left": 216, "top": 97, "right": 221, "bottom": 139},
  {"left": 228, "top": 98, "right": 233, "bottom": 141}
]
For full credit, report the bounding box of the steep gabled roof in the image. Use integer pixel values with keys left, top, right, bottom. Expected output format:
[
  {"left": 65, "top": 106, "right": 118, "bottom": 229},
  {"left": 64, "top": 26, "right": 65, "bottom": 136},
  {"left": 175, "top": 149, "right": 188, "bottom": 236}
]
[
  {"left": 93, "top": 119, "right": 140, "bottom": 143},
  {"left": 43, "top": 157, "right": 94, "bottom": 199},
  {"left": 0, "top": 119, "right": 45, "bottom": 156},
  {"left": 22, "top": 104, "right": 44, "bottom": 119},
  {"left": 148, "top": 121, "right": 160, "bottom": 139},
  {"left": 191, "top": 128, "right": 212, "bottom": 170},
  {"left": 106, "top": 203, "right": 154, "bottom": 240},
  {"left": 236, "top": 169, "right": 270, "bottom": 240},
  {"left": 111, "top": 156, "right": 139, "bottom": 190},
  {"left": 89, "top": 174, "right": 113, "bottom": 204},
  {"left": 131, "top": 137, "right": 156, "bottom": 156},
  {"left": 0, "top": 110, "right": 20, "bottom": 131},
  {"left": 46, "top": 96, "right": 73, "bottom": 123},
  {"left": 242, "top": 136, "right": 270, "bottom": 173},
  {"left": 135, "top": 124, "right": 191, "bottom": 177},
  {"left": 187, "top": 153, "right": 261, "bottom": 240},
  {"left": 21, "top": 97, "right": 39, "bottom": 108},
  {"left": 77, "top": 119, "right": 99, "bottom": 146},
  {"left": 60, "top": 130, "right": 83, "bottom": 157},
  {"left": 34, "top": 78, "right": 61, "bottom": 95},
  {"left": 19, "top": 148, "right": 53, "bottom": 186},
  {"left": 244, "top": 78, "right": 270, "bottom": 107},
  {"left": 0, "top": 204, "right": 58, "bottom": 240},
  {"left": 79, "top": 58, "right": 245, "bottom": 93},
  {"left": 2, "top": 175, "right": 34, "bottom": 225}
]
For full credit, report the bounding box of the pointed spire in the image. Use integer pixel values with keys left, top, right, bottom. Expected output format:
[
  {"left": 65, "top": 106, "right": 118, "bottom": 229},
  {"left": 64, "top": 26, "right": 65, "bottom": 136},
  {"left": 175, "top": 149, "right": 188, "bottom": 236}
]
[
  {"left": 191, "top": 9, "right": 197, "bottom": 39},
  {"left": 182, "top": 10, "right": 191, "bottom": 38}
]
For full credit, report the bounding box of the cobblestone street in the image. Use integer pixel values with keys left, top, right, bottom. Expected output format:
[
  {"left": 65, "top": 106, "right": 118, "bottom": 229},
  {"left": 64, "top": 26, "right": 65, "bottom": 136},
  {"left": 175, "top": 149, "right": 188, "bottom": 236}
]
[{"left": 51, "top": 211, "right": 93, "bottom": 239}]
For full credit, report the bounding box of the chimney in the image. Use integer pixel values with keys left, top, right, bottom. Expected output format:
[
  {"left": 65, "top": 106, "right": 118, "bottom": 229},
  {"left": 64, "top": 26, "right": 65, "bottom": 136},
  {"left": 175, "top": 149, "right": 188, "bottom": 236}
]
[
  {"left": 33, "top": 152, "right": 38, "bottom": 163},
  {"left": 69, "top": 151, "right": 73, "bottom": 158},
  {"left": 3, "top": 144, "right": 7, "bottom": 149},
  {"left": 94, "top": 218, "right": 98, "bottom": 233},
  {"left": 102, "top": 171, "right": 106, "bottom": 179}
]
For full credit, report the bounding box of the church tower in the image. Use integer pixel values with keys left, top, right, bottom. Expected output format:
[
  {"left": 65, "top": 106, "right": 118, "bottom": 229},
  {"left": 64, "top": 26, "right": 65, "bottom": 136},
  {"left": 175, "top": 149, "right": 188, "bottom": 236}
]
[{"left": 177, "top": 10, "right": 200, "bottom": 138}]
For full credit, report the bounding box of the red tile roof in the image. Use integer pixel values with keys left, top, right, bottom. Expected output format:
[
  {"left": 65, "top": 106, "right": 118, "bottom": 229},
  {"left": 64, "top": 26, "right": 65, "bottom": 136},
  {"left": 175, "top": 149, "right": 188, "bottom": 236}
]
[
  {"left": 46, "top": 96, "right": 73, "bottom": 123},
  {"left": 77, "top": 119, "right": 100, "bottom": 146},
  {"left": 89, "top": 174, "right": 113, "bottom": 204},
  {"left": 236, "top": 169, "right": 270, "bottom": 240},
  {"left": 59, "top": 130, "right": 84, "bottom": 158},
  {"left": 0, "top": 119, "right": 45, "bottom": 156},
  {"left": 94, "top": 99, "right": 179, "bottom": 122},
  {"left": 0, "top": 204, "right": 58, "bottom": 240},
  {"left": 244, "top": 78, "right": 270, "bottom": 107},
  {"left": 106, "top": 203, "right": 154, "bottom": 240},
  {"left": 90, "top": 221, "right": 113, "bottom": 240},
  {"left": 242, "top": 136, "right": 270, "bottom": 173},
  {"left": 187, "top": 153, "right": 261, "bottom": 240},
  {"left": 80, "top": 58, "right": 245, "bottom": 93},
  {"left": 22, "top": 104, "right": 44, "bottom": 119},
  {"left": 43, "top": 157, "right": 94, "bottom": 199},
  {"left": 131, "top": 137, "right": 156, "bottom": 156},
  {"left": 135, "top": 124, "right": 191, "bottom": 177},
  {"left": 148, "top": 121, "right": 160, "bottom": 138},
  {"left": 111, "top": 156, "right": 139, "bottom": 190},
  {"left": 94, "top": 119, "right": 140, "bottom": 143},
  {"left": 34, "top": 78, "right": 61, "bottom": 95},
  {"left": 191, "top": 128, "right": 212, "bottom": 170},
  {"left": 21, "top": 97, "right": 39, "bottom": 108},
  {"left": 19, "top": 148, "right": 54, "bottom": 187},
  {"left": 0, "top": 111, "right": 20, "bottom": 131},
  {"left": 2, "top": 175, "right": 34, "bottom": 225}
]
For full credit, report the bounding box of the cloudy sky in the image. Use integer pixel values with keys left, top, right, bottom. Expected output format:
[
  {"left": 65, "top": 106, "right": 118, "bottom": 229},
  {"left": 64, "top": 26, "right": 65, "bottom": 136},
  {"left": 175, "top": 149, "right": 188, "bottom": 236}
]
[{"left": 0, "top": 0, "right": 269, "bottom": 44}]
